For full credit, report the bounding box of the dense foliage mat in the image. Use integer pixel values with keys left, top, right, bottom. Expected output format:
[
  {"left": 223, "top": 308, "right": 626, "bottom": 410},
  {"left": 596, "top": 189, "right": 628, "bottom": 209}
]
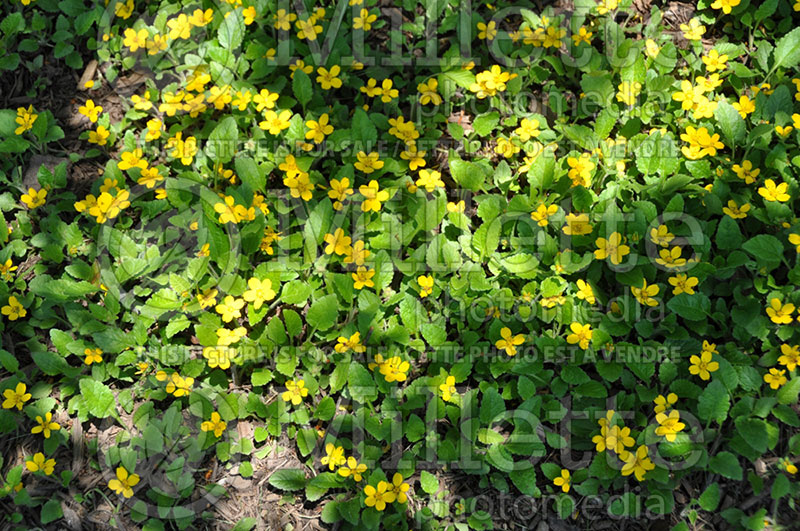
[{"left": 1, "top": 0, "right": 800, "bottom": 529}]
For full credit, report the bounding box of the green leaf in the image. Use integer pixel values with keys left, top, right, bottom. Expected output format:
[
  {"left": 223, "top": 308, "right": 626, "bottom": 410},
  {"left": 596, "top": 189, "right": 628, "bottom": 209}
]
[
  {"left": 79, "top": 379, "right": 116, "bottom": 418},
  {"left": 281, "top": 280, "right": 312, "bottom": 306},
  {"left": 208, "top": 117, "right": 238, "bottom": 164},
  {"left": 235, "top": 157, "right": 265, "bottom": 192},
  {"left": 774, "top": 26, "right": 800, "bottom": 69},
  {"left": 480, "top": 388, "right": 505, "bottom": 424},
  {"left": 293, "top": 70, "right": 313, "bottom": 107},
  {"left": 777, "top": 377, "right": 800, "bottom": 405},
  {"left": 419, "top": 470, "right": 439, "bottom": 494},
  {"left": 509, "top": 466, "right": 539, "bottom": 496},
  {"left": 698, "top": 483, "right": 720, "bottom": 511},
  {"left": 716, "top": 215, "right": 743, "bottom": 250},
  {"left": 708, "top": 451, "right": 742, "bottom": 481},
  {"left": 351, "top": 108, "right": 377, "bottom": 147},
  {"left": 307, "top": 294, "right": 338, "bottom": 330},
  {"left": 268, "top": 469, "right": 307, "bottom": 491},
  {"left": 449, "top": 158, "right": 485, "bottom": 192},
  {"left": 667, "top": 293, "right": 710, "bottom": 321},
  {"left": 713, "top": 101, "right": 745, "bottom": 145},
  {"left": 28, "top": 274, "right": 97, "bottom": 302},
  {"left": 40, "top": 499, "right": 63, "bottom": 525},
  {"left": 218, "top": 10, "right": 245, "bottom": 50},
  {"left": 348, "top": 363, "right": 377, "bottom": 403},
  {"left": 473, "top": 112, "right": 499, "bottom": 137},
  {"left": 697, "top": 379, "right": 729, "bottom": 424},
  {"left": 314, "top": 397, "right": 335, "bottom": 421},
  {"left": 742, "top": 234, "right": 783, "bottom": 271}
]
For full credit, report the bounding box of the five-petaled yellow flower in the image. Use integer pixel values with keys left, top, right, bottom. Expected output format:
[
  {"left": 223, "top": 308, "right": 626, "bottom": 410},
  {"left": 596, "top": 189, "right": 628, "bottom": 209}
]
[
  {"left": 767, "top": 298, "right": 794, "bottom": 324},
  {"left": 566, "top": 322, "right": 593, "bottom": 349},
  {"left": 282, "top": 379, "right": 308, "bottom": 405},
  {"left": 31, "top": 412, "right": 61, "bottom": 438},
  {"left": 553, "top": 469, "right": 571, "bottom": 493},
  {"left": 108, "top": 466, "right": 140, "bottom": 498},
  {"left": 495, "top": 327, "right": 525, "bottom": 356},
  {"left": 26, "top": 453, "right": 56, "bottom": 476},
  {"left": 201, "top": 412, "right": 227, "bottom": 437},
  {"left": 2, "top": 382, "right": 31, "bottom": 410},
  {"left": 689, "top": 350, "right": 719, "bottom": 380},
  {"left": 594, "top": 232, "right": 630, "bottom": 265}
]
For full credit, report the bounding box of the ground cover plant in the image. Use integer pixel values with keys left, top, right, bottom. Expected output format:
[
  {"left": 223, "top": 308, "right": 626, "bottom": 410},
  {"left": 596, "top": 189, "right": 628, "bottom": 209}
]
[{"left": 1, "top": 0, "right": 800, "bottom": 529}]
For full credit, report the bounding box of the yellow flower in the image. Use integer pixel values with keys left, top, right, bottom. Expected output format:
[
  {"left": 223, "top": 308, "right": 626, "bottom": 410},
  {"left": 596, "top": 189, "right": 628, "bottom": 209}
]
[
  {"left": 352, "top": 266, "right": 375, "bottom": 289},
  {"left": 167, "top": 13, "right": 192, "bottom": 40},
  {"left": 631, "top": 280, "right": 659, "bottom": 307},
  {"left": 87, "top": 190, "right": 131, "bottom": 223},
  {"left": 295, "top": 17, "right": 322, "bottom": 41},
  {"left": 400, "top": 145, "right": 426, "bottom": 171},
  {"left": 439, "top": 375, "right": 457, "bottom": 402},
  {"left": 78, "top": 99, "right": 103, "bottom": 122},
  {"left": 702, "top": 50, "right": 728, "bottom": 72},
  {"left": 14, "top": 105, "right": 37, "bottom": 135},
  {"left": 495, "top": 137, "right": 520, "bottom": 158},
  {"left": 215, "top": 295, "right": 245, "bottom": 322},
  {"left": 764, "top": 368, "right": 788, "bottom": 390},
  {"left": 253, "top": 89, "right": 279, "bottom": 111},
  {"left": 679, "top": 18, "right": 705, "bottom": 41},
  {"left": 530, "top": 204, "right": 558, "bottom": 226},
  {"left": 316, "top": 66, "right": 342, "bottom": 90},
  {"left": 779, "top": 344, "right": 800, "bottom": 371},
  {"left": 2, "top": 382, "right": 31, "bottom": 410},
  {"left": 31, "top": 412, "right": 61, "bottom": 438},
  {"left": 273, "top": 9, "right": 297, "bottom": 30},
  {"left": 26, "top": 453, "right": 56, "bottom": 476},
  {"left": 353, "top": 9, "right": 377, "bottom": 31},
  {"left": 359, "top": 180, "right": 389, "bottom": 212},
  {"left": 1, "top": 295, "right": 26, "bottom": 321},
  {"left": 122, "top": 27, "right": 148, "bottom": 52},
  {"left": 114, "top": 0, "right": 134, "bottom": 19},
  {"left": 477, "top": 21, "right": 497, "bottom": 40},
  {"left": 653, "top": 393, "right": 678, "bottom": 414},
  {"left": 364, "top": 481, "right": 395, "bottom": 511},
  {"left": 338, "top": 457, "right": 367, "bottom": 481},
  {"left": 655, "top": 410, "right": 685, "bottom": 442},
  {"left": 775, "top": 125, "right": 794, "bottom": 138},
  {"left": 616, "top": 81, "right": 642, "bottom": 106},
  {"left": 645, "top": 39, "right": 660, "bottom": 58},
  {"left": 242, "top": 278, "right": 276, "bottom": 310},
  {"left": 418, "top": 275, "right": 434, "bottom": 297},
  {"left": 447, "top": 200, "right": 465, "bottom": 213},
  {"left": 576, "top": 279, "right": 595, "bottom": 304},
  {"left": 390, "top": 473, "right": 410, "bottom": 503},
  {"left": 563, "top": 213, "right": 593, "bottom": 235},
  {"left": 553, "top": 469, "right": 571, "bottom": 493},
  {"left": 201, "top": 412, "right": 227, "bottom": 437},
  {"left": 305, "top": 113, "right": 334, "bottom": 143},
  {"left": 732, "top": 160, "right": 759, "bottom": 184},
  {"left": 415, "top": 169, "right": 444, "bottom": 193},
  {"left": 496, "top": 327, "right": 525, "bottom": 356},
  {"left": 84, "top": 347, "right": 103, "bottom": 365},
  {"left": 282, "top": 379, "right": 308, "bottom": 405},
  {"left": 108, "top": 466, "right": 140, "bottom": 498},
  {"left": 335, "top": 332, "right": 366, "bottom": 353},
  {"left": 572, "top": 26, "right": 592, "bottom": 46},
  {"left": 137, "top": 167, "right": 164, "bottom": 189},
  {"left": 722, "top": 200, "right": 750, "bottom": 219},
  {"left": 789, "top": 233, "right": 800, "bottom": 253},
  {"left": 88, "top": 125, "right": 110, "bottom": 146},
  {"left": 166, "top": 132, "right": 198, "bottom": 165},
  {"left": 323, "top": 228, "right": 352, "bottom": 256},
  {"left": 650, "top": 225, "right": 674, "bottom": 247},
  {"left": 668, "top": 274, "right": 699, "bottom": 295},
  {"left": 289, "top": 59, "right": 314, "bottom": 78},
  {"left": 710, "top": 0, "right": 741, "bottom": 14},
  {"left": 165, "top": 373, "right": 194, "bottom": 396},
  {"left": 321, "top": 443, "right": 346, "bottom": 471},
  {"left": 515, "top": 118, "right": 540, "bottom": 141},
  {"left": 0, "top": 259, "right": 18, "bottom": 281},
  {"left": 767, "top": 298, "right": 795, "bottom": 324},
  {"left": 328, "top": 178, "right": 354, "bottom": 210},
  {"left": 597, "top": 0, "right": 618, "bottom": 15},
  {"left": 655, "top": 246, "right": 687, "bottom": 268},
  {"left": 202, "top": 346, "right": 234, "bottom": 370},
  {"left": 689, "top": 350, "right": 719, "bottom": 380},
  {"left": 732, "top": 95, "right": 755, "bottom": 118},
  {"left": 566, "top": 322, "right": 593, "bottom": 349},
  {"left": 242, "top": 6, "right": 256, "bottom": 25},
  {"left": 21, "top": 187, "right": 46, "bottom": 209},
  {"left": 594, "top": 232, "right": 630, "bottom": 265},
  {"left": 259, "top": 109, "right": 293, "bottom": 135},
  {"left": 567, "top": 154, "right": 595, "bottom": 187},
  {"left": 146, "top": 34, "right": 168, "bottom": 55},
  {"left": 118, "top": 148, "right": 147, "bottom": 171},
  {"left": 620, "top": 445, "right": 655, "bottom": 481},
  {"left": 417, "top": 79, "right": 442, "bottom": 105},
  {"left": 758, "top": 179, "right": 790, "bottom": 203}
]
